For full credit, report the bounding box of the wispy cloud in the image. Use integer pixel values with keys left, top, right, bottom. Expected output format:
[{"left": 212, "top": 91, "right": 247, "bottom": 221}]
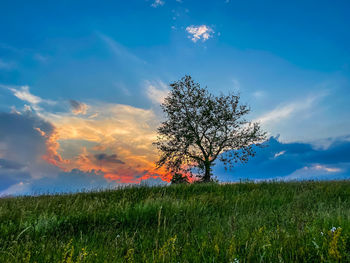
[
  {"left": 254, "top": 93, "right": 326, "bottom": 125},
  {"left": 313, "top": 164, "right": 341, "bottom": 173},
  {"left": 146, "top": 80, "right": 169, "bottom": 104},
  {"left": 186, "top": 25, "right": 214, "bottom": 43},
  {"left": 69, "top": 100, "right": 88, "bottom": 115},
  {"left": 2, "top": 85, "right": 55, "bottom": 111},
  {"left": 0, "top": 58, "right": 15, "bottom": 70},
  {"left": 98, "top": 33, "right": 146, "bottom": 64},
  {"left": 252, "top": 91, "right": 264, "bottom": 98},
  {"left": 279, "top": 164, "right": 343, "bottom": 181},
  {"left": 33, "top": 53, "right": 49, "bottom": 63},
  {"left": 274, "top": 150, "right": 286, "bottom": 158},
  {"left": 151, "top": 0, "right": 165, "bottom": 8},
  {"left": 231, "top": 78, "right": 241, "bottom": 90},
  {"left": 11, "top": 86, "right": 42, "bottom": 105}
]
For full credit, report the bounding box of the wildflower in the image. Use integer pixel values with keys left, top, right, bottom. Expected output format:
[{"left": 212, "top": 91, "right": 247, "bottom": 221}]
[
  {"left": 321, "top": 232, "right": 324, "bottom": 236},
  {"left": 331, "top": 227, "right": 337, "bottom": 233}
]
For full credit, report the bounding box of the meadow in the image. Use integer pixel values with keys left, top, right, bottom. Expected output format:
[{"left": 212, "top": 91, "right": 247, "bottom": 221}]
[{"left": 1, "top": 181, "right": 350, "bottom": 262}]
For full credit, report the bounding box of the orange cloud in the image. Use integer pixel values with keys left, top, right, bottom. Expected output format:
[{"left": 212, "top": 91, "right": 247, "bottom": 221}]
[
  {"left": 36, "top": 126, "right": 69, "bottom": 170},
  {"left": 40, "top": 102, "right": 171, "bottom": 183}
]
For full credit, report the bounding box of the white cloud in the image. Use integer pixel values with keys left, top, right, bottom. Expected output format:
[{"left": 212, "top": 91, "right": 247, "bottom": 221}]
[
  {"left": 231, "top": 78, "right": 240, "bottom": 90},
  {"left": 274, "top": 150, "right": 286, "bottom": 158},
  {"left": 0, "top": 181, "right": 30, "bottom": 197},
  {"left": 9, "top": 86, "right": 42, "bottom": 105},
  {"left": 254, "top": 94, "right": 322, "bottom": 125},
  {"left": 252, "top": 91, "right": 264, "bottom": 98},
  {"left": 2, "top": 85, "right": 56, "bottom": 111},
  {"left": 98, "top": 33, "right": 146, "bottom": 64},
  {"left": 280, "top": 164, "right": 342, "bottom": 181},
  {"left": 260, "top": 163, "right": 343, "bottom": 182},
  {"left": 114, "top": 82, "right": 131, "bottom": 96},
  {"left": 313, "top": 164, "right": 341, "bottom": 173},
  {"left": 146, "top": 81, "right": 169, "bottom": 104},
  {"left": 186, "top": 25, "right": 214, "bottom": 43},
  {"left": 0, "top": 59, "right": 15, "bottom": 70},
  {"left": 151, "top": 0, "right": 165, "bottom": 8},
  {"left": 33, "top": 54, "right": 48, "bottom": 63}
]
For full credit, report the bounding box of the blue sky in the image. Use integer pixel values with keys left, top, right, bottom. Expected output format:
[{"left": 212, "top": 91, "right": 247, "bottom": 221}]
[{"left": 0, "top": 0, "right": 349, "bottom": 195}]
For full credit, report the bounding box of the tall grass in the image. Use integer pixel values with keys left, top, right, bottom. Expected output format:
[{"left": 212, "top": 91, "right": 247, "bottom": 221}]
[{"left": 1, "top": 181, "right": 350, "bottom": 262}]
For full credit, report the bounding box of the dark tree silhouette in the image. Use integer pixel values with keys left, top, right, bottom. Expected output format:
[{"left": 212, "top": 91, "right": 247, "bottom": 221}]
[
  {"left": 154, "top": 75, "right": 266, "bottom": 182},
  {"left": 170, "top": 173, "right": 189, "bottom": 184}
]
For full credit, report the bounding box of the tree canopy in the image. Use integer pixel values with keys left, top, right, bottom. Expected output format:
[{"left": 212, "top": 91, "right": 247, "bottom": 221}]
[{"left": 154, "top": 75, "right": 266, "bottom": 182}]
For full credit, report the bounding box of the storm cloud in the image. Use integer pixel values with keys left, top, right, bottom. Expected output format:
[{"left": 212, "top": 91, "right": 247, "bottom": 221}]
[{"left": 214, "top": 136, "right": 350, "bottom": 182}]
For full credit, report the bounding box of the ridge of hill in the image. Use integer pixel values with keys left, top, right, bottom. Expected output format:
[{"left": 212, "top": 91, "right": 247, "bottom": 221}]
[{"left": 1, "top": 181, "right": 350, "bottom": 262}]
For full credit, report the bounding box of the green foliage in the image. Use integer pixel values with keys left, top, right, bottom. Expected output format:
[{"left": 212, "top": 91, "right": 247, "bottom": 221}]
[
  {"left": 154, "top": 75, "right": 266, "bottom": 182},
  {"left": 170, "top": 173, "right": 189, "bottom": 184},
  {"left": 1, "top": 181, "right": 350, "bottom": 262}
]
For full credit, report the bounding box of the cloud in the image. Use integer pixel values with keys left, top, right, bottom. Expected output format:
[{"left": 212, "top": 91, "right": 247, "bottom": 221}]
[
  {"left": 33, "top": 54, "right": 48, "bottom": 63},
  {"left": 140, "top": 176, "right": 169, "bottom": 186},
  {"left": 252, "top": 91, "right": 264, "bottom": 98},
  {"left": 0, "top": 181, "right": 31, "bottom": 196},
  {"left": 1, "top": 85, "right": 56, "bottom": 111},
  {"left": 186, "top": 25, "right": 214, "bottom": 43},
  {"left": 94, "top": 153, "right": 125, "bottom": 164},
  {"left": 0, "top": 169, "right": 118, "bottom": 196},
  {"left": 214, "top": 135, "right": 350, "bottom": 182},
  {"left": 151, "top": 0, "right": 165, "bottom": 8},
  {"left": 0, "top": 158, "right": 25, "bottom": 170},
  {"left": 0, "top": 112, "right": 60, "bottom": 192},
  {"left": 70, "top": 100, "right": 88, "bottom": 115},
  {"left": 279, "top": 164, "right": 343, "bottom": 181},
  {"left": 45, "top": 101, "right": 171, "bottom": 183},
  {"left": 274, "top": 150, "right": 286, "bottom": 158},
  {"left": 254, "top": 93, "right": 325, "bottom": 125},
  {"left": 9, "top": 85, "right": 42, "bottom": 105},
  {"left": 0, "top": 58, "right": 15, "bottom": 70},
  {"left": 0, "top": 111, "right": 138, "bottom": 196},
  {"left": 313, "top": 164, "right": 341, "bottom": 173},
  {"left": 2, "top": 85, "right": 169, "bottom": 185},
  {"left": 30, "top": 169, "right": 117, "bottom": 194},
  {"left": 231, "top": 78, "right": 241, "bottom": 89},
  {"left": 98, "top": 33, "right": 146, "bottom": 65},
  {"left": 146, "top": 81, "right": 169, "bottom": 104}
]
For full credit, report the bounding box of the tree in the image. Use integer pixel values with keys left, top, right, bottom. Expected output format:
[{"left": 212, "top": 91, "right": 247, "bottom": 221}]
[
  {"left": 170, "top": 173, "right": 189, "bottom": 184},
  {"left": 154, "top": 75, "right": 266, "bottom": 182}
]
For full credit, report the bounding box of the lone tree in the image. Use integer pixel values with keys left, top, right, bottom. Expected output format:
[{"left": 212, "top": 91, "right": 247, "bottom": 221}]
[{"left": 154, "top": 75, "right": 266, "bottom": 182}]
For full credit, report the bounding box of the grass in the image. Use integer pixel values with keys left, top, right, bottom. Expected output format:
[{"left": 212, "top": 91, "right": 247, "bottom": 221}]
[{"left": 1, "top": 181, "right": 350, "bottom": 262}]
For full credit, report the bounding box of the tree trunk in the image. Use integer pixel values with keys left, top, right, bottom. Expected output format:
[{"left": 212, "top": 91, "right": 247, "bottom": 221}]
[{"left": 202, "top": 161, "right": 212, "bottom": 182}]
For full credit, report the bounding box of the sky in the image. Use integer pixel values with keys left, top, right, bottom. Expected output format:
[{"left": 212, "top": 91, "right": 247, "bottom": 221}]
[{"left": 0, "top": 0, "right": 349, "bottom": 195}]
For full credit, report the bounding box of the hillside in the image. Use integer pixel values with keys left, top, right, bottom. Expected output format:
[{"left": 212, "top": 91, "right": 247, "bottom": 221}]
[{"left": 1, "top": 181, "right": 350, "bottom": 262}]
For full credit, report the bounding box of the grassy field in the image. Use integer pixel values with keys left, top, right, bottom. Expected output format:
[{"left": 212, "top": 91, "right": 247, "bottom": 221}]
[{"left": 1, "top": 181, "right": 350, "bottom": 262}]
